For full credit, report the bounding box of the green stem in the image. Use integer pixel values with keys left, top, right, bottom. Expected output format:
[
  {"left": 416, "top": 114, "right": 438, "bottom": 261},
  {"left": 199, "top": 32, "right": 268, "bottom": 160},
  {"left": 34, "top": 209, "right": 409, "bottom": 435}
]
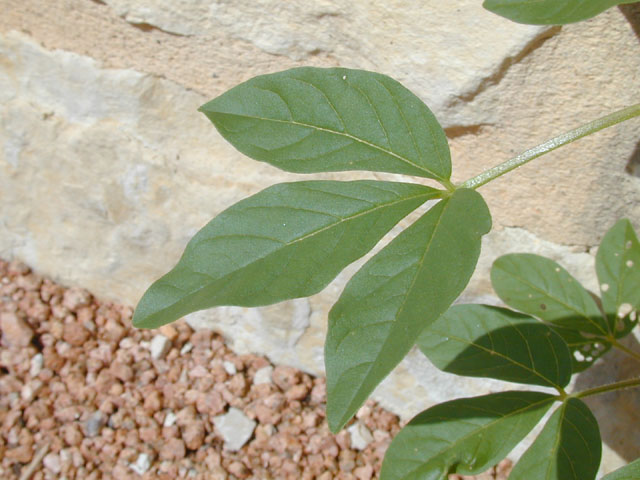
[
  {"left": 460, "top": 103, "right": 640, "bottom": 190},
  {"left": 573, "top": 377, "right": 640, "bottom": 400}
]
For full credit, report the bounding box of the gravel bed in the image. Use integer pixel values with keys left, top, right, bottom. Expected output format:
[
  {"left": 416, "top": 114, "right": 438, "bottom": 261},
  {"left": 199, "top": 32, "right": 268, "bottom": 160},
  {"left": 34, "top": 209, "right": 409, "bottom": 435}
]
[{"left": 0, "top": 258, "right": 510, "bottom": 479}]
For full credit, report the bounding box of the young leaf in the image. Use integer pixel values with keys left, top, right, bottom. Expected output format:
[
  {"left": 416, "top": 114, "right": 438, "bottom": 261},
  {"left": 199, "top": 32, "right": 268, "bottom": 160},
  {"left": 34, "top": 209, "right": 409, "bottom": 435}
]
[
  {"left": 602, "top": 457, "right": 640, "bottom": 480},
  {"left": 133, "top": 180, "right": 439, "bottom": 328},
  {"left": 325, "top": 189, "right": 492, "bottom": 432},
  {"left": 491, "top": 253, "right": 608, "bottom": 335},
  {"left": 418, "top": 304, "right": 572, "bottom": 389},
  {"left": 483, "top": 0, "right": 636, "bottom": 25},
  {"left": 510, "top": 398, "right": 601, "bottom": 480},
  {"left": 380, "top": 391, "right": 555, "bottom": 480},
  {"left": 596, "top": 219, "right": 640, "bottom": 337},
  {"left": 199, "top": 67, "right": 452, "bottom": 182}
]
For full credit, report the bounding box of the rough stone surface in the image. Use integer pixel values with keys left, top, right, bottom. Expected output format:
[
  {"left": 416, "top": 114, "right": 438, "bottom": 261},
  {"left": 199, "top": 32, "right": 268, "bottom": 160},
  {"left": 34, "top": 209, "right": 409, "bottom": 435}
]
[{"left": 213, "top": 407, "right": 257, "bottom": 452}]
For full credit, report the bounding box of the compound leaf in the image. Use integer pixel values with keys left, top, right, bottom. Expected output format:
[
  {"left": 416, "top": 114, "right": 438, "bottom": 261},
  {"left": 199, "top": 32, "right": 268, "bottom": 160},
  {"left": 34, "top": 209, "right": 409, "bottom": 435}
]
[
  {"left": 595, "top": 218, "right": 640, "bottom": 337},
  {"left": 325, "top": 189, "right": 491, "bottom": 432},
  {"left": 133, "top": 180, "right": 438, "bottom": 328},
  {"left": 380, "top": 391, "right": 555, "bottom": 480},
  {"left": 602, "top": 458, "right": 640, "bottom": 480},
  {"left": 491, "top": 253, "right": 608, "bottom": 335},
  {"left": 418, "top": 304, "right": 572, "bottom": 389},
  {"left": 483, "top": 0, "right": 636, "bottom": 25},
  {"left": 510, "top": 398, "right": 601, "bottom": 480},
  {"left": 199, "top": 67, "right": 451, "bottom": 182}
]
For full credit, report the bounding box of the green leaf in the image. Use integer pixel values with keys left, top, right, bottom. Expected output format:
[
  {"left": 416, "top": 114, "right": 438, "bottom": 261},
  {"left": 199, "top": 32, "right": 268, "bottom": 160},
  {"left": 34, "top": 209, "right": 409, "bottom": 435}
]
[
  {"left": 325, "top": 189, "right": 491, "bottom": 432},
  {"left": 548, "top": 325, "right": 612, "bottom": 373},
  {"left": 510, "top": 398, "right": 601, "bottom": 480},
  {"left": 491, "top": 253, "right": 608, "bottom": 335},
  {"left": 199, "top": 67, "right": 452, "bottom": 182},
  {"left": 380, "top": 391, "right": 555, "bottom": 480},
  {"left": 596, "top": 219, "right": 640, "bottom": 337},
  {"left": 133, "top": 180, "right": 438, "bottom": 328},
  {"left": 602, "top": 457, "right": 640, "bottom": 480},
  {"left": 483, "top": 0, "right": 637, "bottom": 25},
  {"left": 418, "top": 304, "right": 572, "bottom": 389}
]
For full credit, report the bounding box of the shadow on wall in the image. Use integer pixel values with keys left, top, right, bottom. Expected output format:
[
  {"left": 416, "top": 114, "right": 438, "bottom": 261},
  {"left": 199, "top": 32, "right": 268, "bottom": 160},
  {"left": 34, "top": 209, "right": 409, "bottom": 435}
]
[
  {"left": 619, "top": 4, "right": 640, "bottom": 178},
  {"left": 573, "top": 333, "right": 640, "bottom": 464},
  {"left": 625, "top": 141, "right": 640, "bottom": 178},
  {"left": 619, "top": 3, "right": 640, "bottom": 39}
]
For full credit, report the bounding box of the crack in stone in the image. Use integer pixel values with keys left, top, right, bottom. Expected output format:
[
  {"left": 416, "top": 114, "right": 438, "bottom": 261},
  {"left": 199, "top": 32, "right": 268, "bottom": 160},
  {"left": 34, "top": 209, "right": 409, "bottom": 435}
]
[
  {"left": 448, "top": 26, "right": 562, "bottom": 107},
  {"left": 444, "top": 124, "right": 492, "bottom": 139},
  {"left": 128, "top": 21, "right": 189, "bottom": 37}
]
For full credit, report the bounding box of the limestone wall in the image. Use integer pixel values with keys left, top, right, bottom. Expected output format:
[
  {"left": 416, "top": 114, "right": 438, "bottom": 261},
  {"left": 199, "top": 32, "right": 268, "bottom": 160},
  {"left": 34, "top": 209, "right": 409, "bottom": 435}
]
[{"left": 2, "top": 0, "right": 639, "bottom": 473}]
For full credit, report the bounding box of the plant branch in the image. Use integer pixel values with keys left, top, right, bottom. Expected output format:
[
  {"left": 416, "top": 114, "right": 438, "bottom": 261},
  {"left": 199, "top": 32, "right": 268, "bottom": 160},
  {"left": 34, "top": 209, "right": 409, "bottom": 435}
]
[
  {"left": 573, "top": 377, "right": 640, "bottom": 400},
  {"left": 460, "top": 103, "right": 640, "bottom": 190}
]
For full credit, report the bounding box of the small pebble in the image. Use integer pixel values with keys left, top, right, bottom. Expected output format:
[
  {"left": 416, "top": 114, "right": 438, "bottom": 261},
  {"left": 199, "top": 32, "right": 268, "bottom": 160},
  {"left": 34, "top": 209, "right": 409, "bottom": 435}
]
[
  {"left": 129, "top": 453, "right": 152, "bottom": 475},
  {"left": 30, "top": 353, "right": 44, "bottom": 377},
  {"left": 0, "top": 311, "right": 34, "bottom": 347},
  {"left": 213, "top": 408, "right": 257, "bottom": 451},
  {"left": 84, "top": 411, "right": 106, "bottom": 437},
  {"left": 150, "top": 334, "right": 172, "bottom": 360},
  {"left": 348, "top": 421, "right": 374, "bottom": 451},
  {"left": 223, "top": 360, "right": 237, "bottom": 375},
  {"left": 253, "top": 365, "right": 273, "bottom": 385}
]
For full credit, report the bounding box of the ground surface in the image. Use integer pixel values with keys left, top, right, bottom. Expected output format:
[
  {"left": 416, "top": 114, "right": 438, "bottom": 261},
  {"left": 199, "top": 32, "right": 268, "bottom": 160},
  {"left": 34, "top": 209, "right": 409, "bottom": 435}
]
[{"left": 0, "top": 259, "right": 510, "bottom": 479}]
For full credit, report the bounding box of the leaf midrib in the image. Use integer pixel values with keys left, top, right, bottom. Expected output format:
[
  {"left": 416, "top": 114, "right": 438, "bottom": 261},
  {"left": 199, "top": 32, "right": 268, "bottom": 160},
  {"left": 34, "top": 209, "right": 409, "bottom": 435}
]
[{"left": 209, "top": 110, "right": 446, "bottom": 182}]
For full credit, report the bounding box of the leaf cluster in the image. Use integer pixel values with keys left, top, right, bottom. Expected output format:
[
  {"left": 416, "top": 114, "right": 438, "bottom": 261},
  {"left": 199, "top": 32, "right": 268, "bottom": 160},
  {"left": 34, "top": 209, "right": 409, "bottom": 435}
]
[
  {"left": 132, "top": 2, "right": 640, "bottom": 478},
  {"left": 132, "top": 65, "right": 640, "bottom": 479}
]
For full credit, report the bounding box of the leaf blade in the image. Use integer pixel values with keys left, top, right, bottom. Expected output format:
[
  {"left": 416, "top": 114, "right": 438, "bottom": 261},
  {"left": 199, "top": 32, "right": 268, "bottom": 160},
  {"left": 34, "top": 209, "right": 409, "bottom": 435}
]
[
  {"left": 491, "top": 253, "right": 608, "bottom": 335},
  {"left": 380, "top": 391, "right": 555, "bottom": 480},
  {"left": 418, "top": 304, "right": 572, "bottom": 389},
  {"left": 133, "top": 180, "right": 438, "bottom": 328},
  {"left": 325, "top": 189, "right": 492, "bottom": 432},
  {"left": 199, "top": 67, "right": 451, "bottom": 181},
  {"left": 510, "top": 398, "right": 601, "bottom": 480},
  {"left": 596, "top": 218, "right": 640, "bottom": 337},
  {"left": 483, "top": 0, "right": 635, "bottom": 25}
]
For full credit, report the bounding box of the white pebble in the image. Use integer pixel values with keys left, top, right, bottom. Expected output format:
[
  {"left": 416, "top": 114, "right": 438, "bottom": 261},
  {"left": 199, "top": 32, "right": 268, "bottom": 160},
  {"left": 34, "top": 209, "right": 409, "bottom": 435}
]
[
  {"left": 164, "top": 411, "right": 177, "bottom": 427},
  {"left": 347, "top": 421, "right": 373, "bottom": 450},
  {"left": 43, "top": 453, "right": 62, "bottom": 473},
  {"left": 130, "top": 453, "right": 152, "bottom": 475},
  {"left": 223, "top": 361, "right": 237, "bottom": 375},
  {"left": 21, "top": 380, "right": 43, "bottom": 402},
  {"left": 30, "top": 353, "right": 43, "bottom": 377},
  {"left": 213, "top": 408, "right": 256, "bottom": 451},
  {"left": 180, "top": 342, "right": 193, "bottom": 354},
  {"left": 253, "top": 366, "right": 273, "bottom": 385},
  {"left": 150, "top": 334, "right": 172, "bottom": 360}
]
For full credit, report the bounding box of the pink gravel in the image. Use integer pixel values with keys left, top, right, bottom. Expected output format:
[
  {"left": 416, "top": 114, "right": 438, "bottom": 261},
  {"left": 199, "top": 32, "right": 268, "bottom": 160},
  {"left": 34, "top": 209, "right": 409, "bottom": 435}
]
[{"left": 0, "top": 258, "right": 510, "bottom": 479}]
